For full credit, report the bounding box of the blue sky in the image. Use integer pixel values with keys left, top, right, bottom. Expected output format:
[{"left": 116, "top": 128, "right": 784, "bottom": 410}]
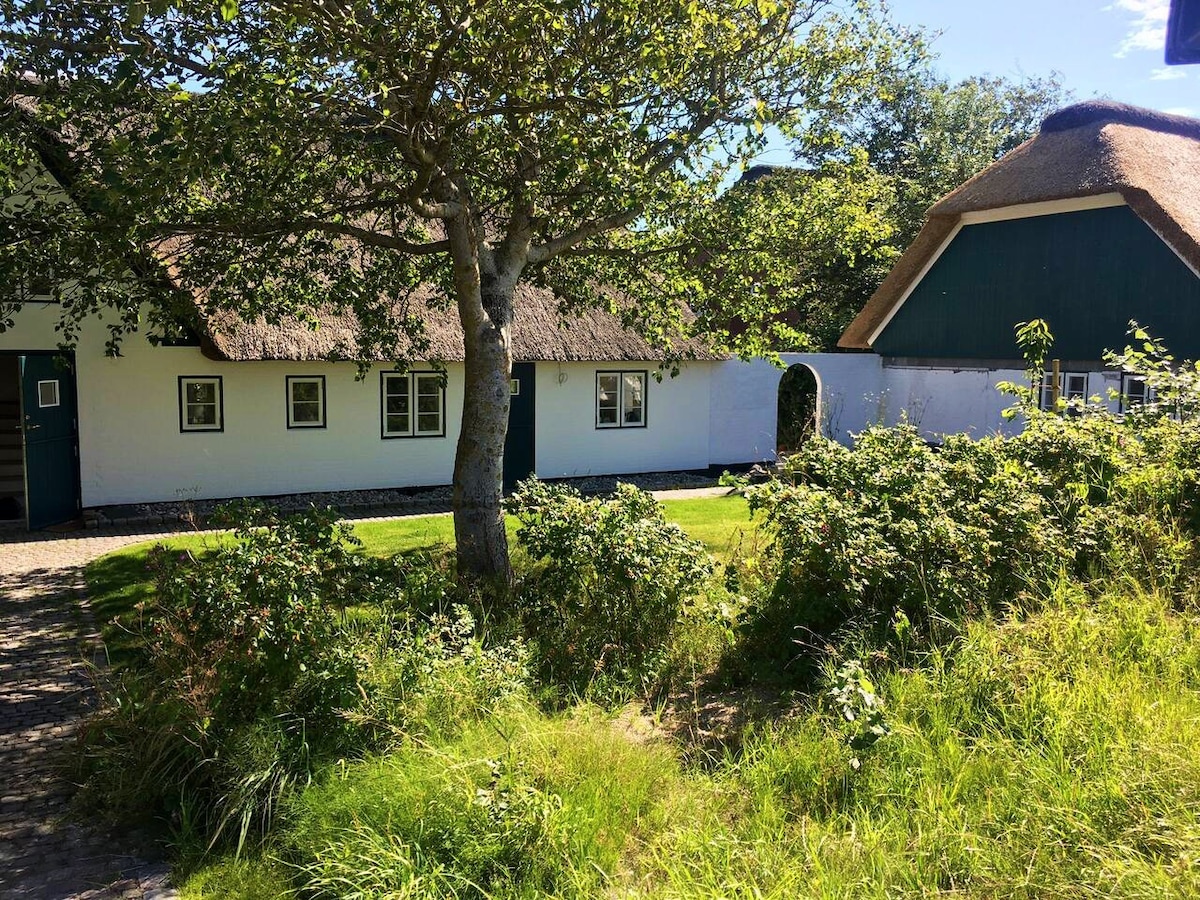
[
  {"left": 889, "top": 0, "right": 1191, "bottom": 113},
  {"left": 752, "top": 0, "right": 1193, "bottom": 166}
]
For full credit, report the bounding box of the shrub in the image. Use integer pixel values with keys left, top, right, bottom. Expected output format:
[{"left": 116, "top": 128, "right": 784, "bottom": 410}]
[
  {"left": 77, "top": 507, "right": 529, "bottom": 851},
  {"left": 741, "top": 425, "right": 1062, "bottom": 669},
  {"left": 507, "top": 479, "right": 714, "bottom": 698},
  {"left": 143, "top": 503, "right": 360, "bottom": 730}
]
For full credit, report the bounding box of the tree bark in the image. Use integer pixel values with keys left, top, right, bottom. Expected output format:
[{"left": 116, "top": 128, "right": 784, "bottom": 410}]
[{"left": 448, "top": 218, "right": 517, "bottom": 583}]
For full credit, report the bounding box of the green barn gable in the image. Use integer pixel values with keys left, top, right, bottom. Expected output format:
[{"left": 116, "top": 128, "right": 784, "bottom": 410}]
[{"left": 872, "top": 205, "right": 1200, "bottom": 361}]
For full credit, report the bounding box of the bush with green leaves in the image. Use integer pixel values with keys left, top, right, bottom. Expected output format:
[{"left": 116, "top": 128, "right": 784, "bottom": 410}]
[
  {"left": 740, "top": 324, "right": 1200, "bottom": 674},
  {"left": 506, "top": 479, "right": 714, "bottom": 697},
  {"left": 77, "top": 506, "right": 528, "bottom": 851},
  {"left": 743, "top": 425, "right": 1063, "bottom": 666}
]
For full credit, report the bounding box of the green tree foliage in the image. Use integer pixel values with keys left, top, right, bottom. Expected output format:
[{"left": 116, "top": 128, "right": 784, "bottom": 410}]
[
  {"left": 817, "top": 66, "right": 1070, "bottom": 245},
  {"left": 703, "top": 40, "right": 1070, "bottom": 351},
  {"left": 0, "top": 0, "right": 901, "bottom": 579}
]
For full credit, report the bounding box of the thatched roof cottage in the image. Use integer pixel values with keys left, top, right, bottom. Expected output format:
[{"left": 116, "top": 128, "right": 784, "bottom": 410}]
[{"left": 833, "top": 100, "right": 1200, "bottom": 436}]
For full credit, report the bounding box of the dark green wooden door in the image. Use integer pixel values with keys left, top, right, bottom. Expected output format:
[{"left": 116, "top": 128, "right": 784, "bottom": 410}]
[
  {"left": 21, "top": 354, "right": 80, "bottom": 529},
  {"left": 503, "top": 362, "right": 536, "bottom": 492}
]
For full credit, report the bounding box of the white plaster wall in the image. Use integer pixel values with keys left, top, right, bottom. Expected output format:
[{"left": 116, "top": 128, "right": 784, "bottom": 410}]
[
  {"left": 878, "top": 365, "right": 1025, "bottom": 439},
  {"left": 532, "top": 361, "right": 712, "bottom": 477},
  {"left": 706, "top": 353, "right": 885, "bottom": 463},
  {"left": 1, "top": 304, "right": 463, "bottom": 505},
  {"left": 876, "top": 366, "right": 1123, "bottom": 441}
]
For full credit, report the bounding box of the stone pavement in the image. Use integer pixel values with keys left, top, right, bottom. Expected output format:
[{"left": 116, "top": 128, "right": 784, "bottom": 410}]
[{"left": 0, "top": 526, "right": 187, "bottom": 900}]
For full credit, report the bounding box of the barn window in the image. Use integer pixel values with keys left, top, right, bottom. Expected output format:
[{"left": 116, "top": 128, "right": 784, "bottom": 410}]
[{"left": 1040, "top": 371, "right": 1088, "bottom": 411}]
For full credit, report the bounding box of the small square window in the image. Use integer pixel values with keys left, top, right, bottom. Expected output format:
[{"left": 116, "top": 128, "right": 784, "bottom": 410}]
[
  {"left": 286, "top": 376, "right": 326, "bottom": 429},
  {"left": 37, "top": 380, "right": 60, "bottom": 408},
  {"left": 596, "top": 371, "right": 647, "bottom": 429},
  {"left": 179, "top": 376, "right": 223, "bottom": 432},
  {"left": 381, "top": 371, "right": 445, "bottom": 438},
  {"left": 510, "top": 378, "right": 521, "bottom": 396},
  {"left": 1120, "top": 373, "right": 1155, "bottom": 413}
]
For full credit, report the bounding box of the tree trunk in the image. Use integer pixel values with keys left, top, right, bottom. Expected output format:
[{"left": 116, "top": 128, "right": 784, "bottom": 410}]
[{"left": 448, "top": 218, "right": 517, "bottom": 583}]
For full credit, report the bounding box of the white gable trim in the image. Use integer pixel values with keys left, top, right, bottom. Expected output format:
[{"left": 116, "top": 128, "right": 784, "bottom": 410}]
[
  {"left": 867, "top": 193, "right": 1129, "bottom": 347},
  {"left": 867, "top": 222, "right": 963, "bottom": 347},
  {"left": 958, "top": 192, "right": 1126, "bottom": 225}
]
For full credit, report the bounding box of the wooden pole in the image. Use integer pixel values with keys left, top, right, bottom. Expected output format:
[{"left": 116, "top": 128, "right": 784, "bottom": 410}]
[{"left": 1051, "top": 358, "right": 1061, "bottom": 408}]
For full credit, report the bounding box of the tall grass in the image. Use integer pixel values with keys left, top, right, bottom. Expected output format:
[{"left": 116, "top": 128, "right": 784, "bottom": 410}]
[{"left": 180, "top": 580, "right": 1200, "bottom": 898}]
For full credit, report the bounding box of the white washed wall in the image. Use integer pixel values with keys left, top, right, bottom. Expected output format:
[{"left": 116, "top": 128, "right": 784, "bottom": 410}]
[
  {"left": 532, "top": 360, "right": 712, "bottom": 478},
  {"left": 706, "top": 353, "right": 885, "bottom": 462},
  {"left": 877, "top": 365, "right": 1121, "bottom": 440},
  {"left": 3, "top": 307, "right": 730, "bottom": 505},
  {"left": 1, "top": 304, "right": 463, "bottom": 505}
]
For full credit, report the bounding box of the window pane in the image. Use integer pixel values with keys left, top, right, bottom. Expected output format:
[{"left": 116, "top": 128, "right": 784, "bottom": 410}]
[
  {"left": 291, "top": 380, "right": 320, "bottom": 403},
  {"left": 187, "top": 382, "right": 216, "bottom": 404},
  {"left": 187, "top": 403, "right": 216, "bottom": 426},
  {"left": 385, "top": 375, "right": 408, "bottom": 397},
  {"left": 292, "top": 401, "right": 321, "bottom": 423},
  {"left": 386, "top": 413, "right": 409, "bottom": 434},
  {"left": 418, "top": 393, "right": 440, "bottom": 413},
  {"left": 416, "top": 374, "right": 441, "bottom": 395},
  {"left": 37, "top": 380, "right": 59, "bottom": 407},
  {"left": 623, "top": 374, "right": 644, "bottom": 424},
  {"left": 386, "top": 394, "right": 410, "bottom": 415},
  {"left": 417, "top": 412, "right": 441, "bottom": 433},
  {"left": 598, "top": 374, "right": 618, "bottom": 399},
  {"left": 1065, "top": 374, "right": 1087, "bottom": 399},
  {"left": 598, "top": 406, "right": 618, "bottom": 425}
]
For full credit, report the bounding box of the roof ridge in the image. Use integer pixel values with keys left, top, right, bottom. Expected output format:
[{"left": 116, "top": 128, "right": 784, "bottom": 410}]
[{"left": 1041, "top": 100, "right": 1200, "bottom": 141}]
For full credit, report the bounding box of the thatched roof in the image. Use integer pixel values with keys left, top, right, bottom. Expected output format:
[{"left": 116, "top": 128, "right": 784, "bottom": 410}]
[
  {"left": 202, "top": 282, "right": 723, "bottom": 363},
  {"left": 839, "top": 101, "right": 1200, "bottom": 349},
  {"left": 6, "top": 89, "right": 720, "bottom": 364}
]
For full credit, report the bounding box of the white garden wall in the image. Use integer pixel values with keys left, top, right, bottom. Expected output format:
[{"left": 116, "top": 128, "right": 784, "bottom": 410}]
[
  {"left": 706, "top": 353, "right": 885, "bottom": 462},
  {"left": 878, "top": 364, "right": 1121, "bottom": 440}
]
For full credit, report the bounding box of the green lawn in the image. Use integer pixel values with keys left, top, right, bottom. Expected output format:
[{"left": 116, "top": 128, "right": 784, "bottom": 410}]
[{"left": 84, "top": 493, "right": 755, "bottom": 661}]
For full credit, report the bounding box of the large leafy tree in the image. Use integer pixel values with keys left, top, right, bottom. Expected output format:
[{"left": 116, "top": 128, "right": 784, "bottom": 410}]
[
  {"left": 710, "top": 51, "right": 1070, "bottom": 351},
  {"left": 0, "top": 0, "right": 895, "bottom": 581}
]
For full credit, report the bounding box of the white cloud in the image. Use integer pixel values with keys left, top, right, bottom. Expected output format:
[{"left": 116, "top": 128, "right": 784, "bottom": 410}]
[
  {"left": 1151, "top": 66, "right": 1187, "bottom": 80},
  {"left": 1164, "top": 106, "right": 1197, "bottom": 116},
  {"left": 1108, "top": 0, "right": 1170, "bottom": 57}
]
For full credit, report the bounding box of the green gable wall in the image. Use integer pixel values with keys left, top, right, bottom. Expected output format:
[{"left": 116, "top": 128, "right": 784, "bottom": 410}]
[{"left": 872, "top": 205, "right": 1200, "bottom": 360}]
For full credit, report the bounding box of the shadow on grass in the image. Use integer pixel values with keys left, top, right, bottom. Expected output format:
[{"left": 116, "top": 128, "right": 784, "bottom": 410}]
[{"left": 85, "top": 546, "right": 160, "bottom": 668}]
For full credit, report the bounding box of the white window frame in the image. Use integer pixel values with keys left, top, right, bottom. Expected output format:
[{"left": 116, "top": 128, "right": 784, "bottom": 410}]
[
  {"left": 1118, "top": 372, "right": 1162, "bottom": 414},
  {"left": 36, "top": 380, "right": 60, "bottom": 408},
  {"left": 1039, "top": 371, "right": 1088, "bottom": 411},
  {"left": 178, "top": 376, "right": 224, "bottom": 433},
  {"left": 381, "top": 371, "right": 445, "bottom": 439},
  {"left": 286, "top": 375, "right": 326, "bottom": 429},
  {"left": 595, "top": 370, "right": 647, "bottom": 429}
]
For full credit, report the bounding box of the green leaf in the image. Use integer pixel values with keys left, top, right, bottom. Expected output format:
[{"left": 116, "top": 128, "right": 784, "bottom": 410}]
[{"left": 218, "top": 0, "right": 238, "bottom": 22}]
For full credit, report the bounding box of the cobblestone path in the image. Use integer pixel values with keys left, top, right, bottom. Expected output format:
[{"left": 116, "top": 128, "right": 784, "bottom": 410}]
[{"left": 0, "top": 528, "right": 185, "bottom": 900}]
